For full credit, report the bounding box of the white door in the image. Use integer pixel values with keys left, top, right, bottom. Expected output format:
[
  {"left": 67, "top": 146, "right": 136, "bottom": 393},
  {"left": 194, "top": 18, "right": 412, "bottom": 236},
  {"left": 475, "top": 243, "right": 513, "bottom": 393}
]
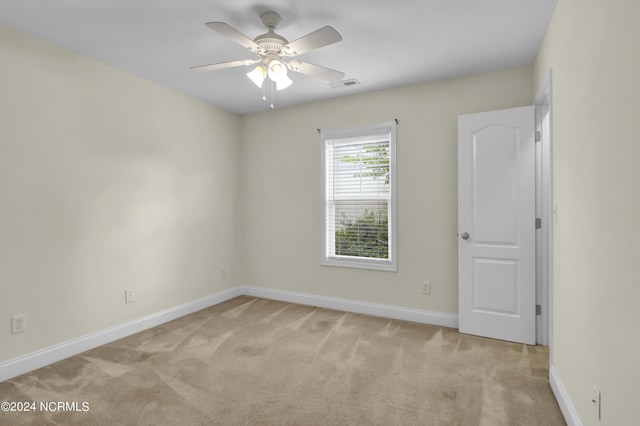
[{"left": 458, "top": 106, "right": 536, "bottom": 345}]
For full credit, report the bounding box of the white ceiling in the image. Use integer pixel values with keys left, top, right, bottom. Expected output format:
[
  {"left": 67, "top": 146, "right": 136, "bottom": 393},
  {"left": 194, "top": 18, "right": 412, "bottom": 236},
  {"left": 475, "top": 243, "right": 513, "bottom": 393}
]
[{"left": 0, "top": 0, "right": 557, "bottom": 115}]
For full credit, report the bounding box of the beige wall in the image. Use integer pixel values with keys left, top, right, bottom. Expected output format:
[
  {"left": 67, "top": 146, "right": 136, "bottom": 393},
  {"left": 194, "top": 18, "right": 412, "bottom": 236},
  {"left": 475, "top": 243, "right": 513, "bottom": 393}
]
[
  {"left": 0, "top": 26, "right": 240, "bottom": 362},
  {"left": 535, "top": 0, "right": 640, "bottom": 424},
  {"left": 238, "top": 66, "right": 533, "bottom": 313}
]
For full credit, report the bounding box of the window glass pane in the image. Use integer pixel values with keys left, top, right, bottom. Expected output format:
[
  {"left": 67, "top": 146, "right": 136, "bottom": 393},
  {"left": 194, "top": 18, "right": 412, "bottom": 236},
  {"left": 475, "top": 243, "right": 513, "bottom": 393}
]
[{"left": 335, "top": 200, "right": 388, "bottom": 259}]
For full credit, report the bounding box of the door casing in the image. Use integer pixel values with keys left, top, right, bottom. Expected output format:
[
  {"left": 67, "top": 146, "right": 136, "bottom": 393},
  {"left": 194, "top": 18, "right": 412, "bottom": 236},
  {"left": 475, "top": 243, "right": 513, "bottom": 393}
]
[{"left": 534, "top": 70, "right": 553, "bottom": 347}]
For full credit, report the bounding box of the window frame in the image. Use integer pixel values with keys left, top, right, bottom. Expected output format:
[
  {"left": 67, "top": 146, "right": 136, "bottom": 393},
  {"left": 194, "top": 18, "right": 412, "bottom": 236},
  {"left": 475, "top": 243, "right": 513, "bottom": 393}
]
[{"left": 320, "top": 120, "right": 397, "bottom": 272}]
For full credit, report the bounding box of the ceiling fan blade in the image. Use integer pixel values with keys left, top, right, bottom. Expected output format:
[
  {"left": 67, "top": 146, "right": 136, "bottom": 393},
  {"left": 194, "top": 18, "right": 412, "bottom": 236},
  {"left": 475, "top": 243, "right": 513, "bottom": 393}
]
[
  {"left": 281, "top": 26, "right": 342, "bottom": 56},
  {"left": 190, "top": 58, "right": 260, "bottom": 72},
  {"left": 205, "top": 22, "right": 265, "bottom": 54},
  {"left": 286, "top": 60, "right": 345, "bottom": 82}
]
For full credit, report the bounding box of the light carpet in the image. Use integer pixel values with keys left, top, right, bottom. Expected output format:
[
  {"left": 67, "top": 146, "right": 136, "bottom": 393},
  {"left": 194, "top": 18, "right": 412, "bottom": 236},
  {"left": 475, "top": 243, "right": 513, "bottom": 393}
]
[{"left": 0, "top": 296, "right": 565, "bottom": 425}]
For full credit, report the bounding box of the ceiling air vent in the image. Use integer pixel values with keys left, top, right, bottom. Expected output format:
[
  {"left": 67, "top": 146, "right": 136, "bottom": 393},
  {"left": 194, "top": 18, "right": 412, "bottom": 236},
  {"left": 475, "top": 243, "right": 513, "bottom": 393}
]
[{"left": 330, "top": 79, "right": 361, "bottom": 89}]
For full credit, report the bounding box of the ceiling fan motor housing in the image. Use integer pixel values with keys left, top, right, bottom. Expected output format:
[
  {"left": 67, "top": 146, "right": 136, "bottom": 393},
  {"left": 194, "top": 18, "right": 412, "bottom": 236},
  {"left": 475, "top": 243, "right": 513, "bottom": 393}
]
[{"left": 255, "top": 32, "right": 288, "bottom": 54}]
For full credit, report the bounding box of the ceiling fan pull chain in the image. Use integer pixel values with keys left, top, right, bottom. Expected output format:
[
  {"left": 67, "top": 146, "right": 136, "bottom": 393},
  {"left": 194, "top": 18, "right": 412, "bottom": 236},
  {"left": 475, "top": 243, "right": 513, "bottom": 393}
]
[{"left": 270, "top": 80, "right": 275, "bottom": 109}]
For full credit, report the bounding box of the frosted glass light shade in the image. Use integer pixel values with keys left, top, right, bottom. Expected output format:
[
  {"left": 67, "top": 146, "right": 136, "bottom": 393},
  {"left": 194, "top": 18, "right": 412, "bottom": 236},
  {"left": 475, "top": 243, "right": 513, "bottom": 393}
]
[
  {"left": 268, "top": 60, "right": 293, "bottom": 91},
  {"left": 275, "top": 74, "right": 292, "bottom": 91},
  {"left": 247, "top": 66, "right": 267, "bottom": 88}
]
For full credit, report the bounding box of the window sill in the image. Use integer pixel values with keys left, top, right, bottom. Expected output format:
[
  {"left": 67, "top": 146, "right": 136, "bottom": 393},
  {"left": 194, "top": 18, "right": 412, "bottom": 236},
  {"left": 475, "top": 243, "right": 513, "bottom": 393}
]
[{"left": 322, "top": 257, "right": 397, "bottom": 272}]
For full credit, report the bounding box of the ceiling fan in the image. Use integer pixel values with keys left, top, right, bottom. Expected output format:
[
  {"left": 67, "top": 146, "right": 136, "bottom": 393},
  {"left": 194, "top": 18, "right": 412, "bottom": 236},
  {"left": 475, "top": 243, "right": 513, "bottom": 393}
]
[{"left": 191, "top": 11, "right": 345, "bottom": 92}]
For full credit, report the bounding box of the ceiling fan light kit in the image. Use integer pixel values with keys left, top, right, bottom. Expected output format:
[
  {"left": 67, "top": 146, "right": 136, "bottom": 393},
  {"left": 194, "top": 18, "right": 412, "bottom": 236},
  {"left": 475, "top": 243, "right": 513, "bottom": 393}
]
[{"left": 192, "top": 10, "right": 345, "bottom": 108}]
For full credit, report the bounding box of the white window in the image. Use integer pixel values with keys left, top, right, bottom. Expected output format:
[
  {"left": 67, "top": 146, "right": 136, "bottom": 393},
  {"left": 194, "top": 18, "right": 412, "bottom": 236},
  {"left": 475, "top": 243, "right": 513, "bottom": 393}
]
[{"left": 320, "top": 121, "right": 397, "bottom": 271}]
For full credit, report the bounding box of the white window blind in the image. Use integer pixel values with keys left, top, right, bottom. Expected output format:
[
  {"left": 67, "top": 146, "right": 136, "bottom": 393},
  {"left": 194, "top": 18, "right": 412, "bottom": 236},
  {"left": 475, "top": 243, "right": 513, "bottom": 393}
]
[{"left": 321, "top": 121, "right": 397, "bottom": 271}]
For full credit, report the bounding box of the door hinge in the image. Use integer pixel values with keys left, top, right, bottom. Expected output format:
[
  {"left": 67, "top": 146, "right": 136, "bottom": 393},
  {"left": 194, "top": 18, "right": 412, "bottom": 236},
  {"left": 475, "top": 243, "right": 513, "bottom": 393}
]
[
  {"left": 536, "top": 218, "right": 542, "bottom": 229},
  {"left": 536, "top": 304, "right": 542, "bottom": 315},
  {"left": 535, "top": 131, "right": 541, "bottom": 142}
]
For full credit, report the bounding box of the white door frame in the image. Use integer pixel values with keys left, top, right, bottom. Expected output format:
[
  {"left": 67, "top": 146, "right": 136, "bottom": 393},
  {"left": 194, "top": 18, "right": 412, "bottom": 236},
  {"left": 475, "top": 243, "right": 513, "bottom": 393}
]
[{"left": 534, "top": 70, "right": 553, "bottom": 348}]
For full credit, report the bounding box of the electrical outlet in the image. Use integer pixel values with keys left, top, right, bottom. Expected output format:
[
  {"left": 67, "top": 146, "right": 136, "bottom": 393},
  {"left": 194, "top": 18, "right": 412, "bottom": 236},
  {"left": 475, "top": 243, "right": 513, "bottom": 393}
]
[
  {"left": 125, "top": 290, "right": 135, "bottom": 304},
  {"left": 592, "top": 385, "right": 601, "bottom": 420},
  {"left": 422, "top": 282, "right": 431, "bottom": 295},
  {"left": 221, "top": 268, "right": 226, "bottom": 278},
  {"left": 11, "top": 315, "right": 26, "bottom": 334}
]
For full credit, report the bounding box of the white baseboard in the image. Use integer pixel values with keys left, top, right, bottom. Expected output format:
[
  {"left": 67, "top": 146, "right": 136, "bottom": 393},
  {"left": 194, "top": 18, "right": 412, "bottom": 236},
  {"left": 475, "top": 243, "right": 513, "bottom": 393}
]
[
  {"left": 0, "top": 286, "right": 244, "bottom": 383},
  {"left": 1, "top": 285, "right": 458, "bottom": 383},
  {"left": 549, "top": 364, "right": 582, "bottom": 426},
  {"left": 4, "top": 284, "right": 574, "bottom": 423},
  {"left": 242, "top": 285, "right": 459, "bottom": 329}
]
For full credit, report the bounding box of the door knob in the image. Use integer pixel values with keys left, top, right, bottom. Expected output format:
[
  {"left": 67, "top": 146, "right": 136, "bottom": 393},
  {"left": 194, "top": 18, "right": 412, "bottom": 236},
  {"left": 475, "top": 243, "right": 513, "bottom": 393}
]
[{"left": 461, "top": 232, "right": 470, "bottom": 240}]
